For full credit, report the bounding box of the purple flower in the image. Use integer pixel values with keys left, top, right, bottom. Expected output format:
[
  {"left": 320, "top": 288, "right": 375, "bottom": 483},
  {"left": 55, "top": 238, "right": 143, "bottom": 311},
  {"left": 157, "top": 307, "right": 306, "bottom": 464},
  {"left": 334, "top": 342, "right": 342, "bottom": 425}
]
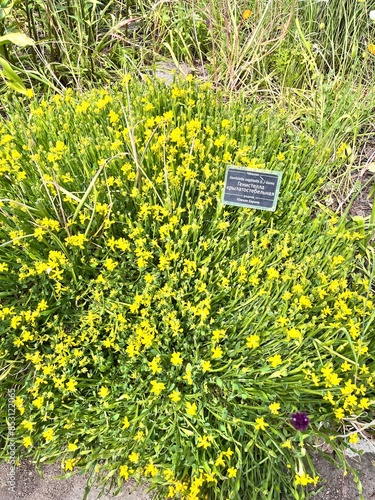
[{"left": 291, "top": 412, "right": 310, "bottom": 431}]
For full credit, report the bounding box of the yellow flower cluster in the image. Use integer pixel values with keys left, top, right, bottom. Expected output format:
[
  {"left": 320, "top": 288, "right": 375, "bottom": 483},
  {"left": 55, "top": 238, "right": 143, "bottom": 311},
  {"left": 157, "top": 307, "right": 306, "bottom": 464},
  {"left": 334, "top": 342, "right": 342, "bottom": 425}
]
[{"left": 0, "top": 76, "right": 373, "bottom": 499}]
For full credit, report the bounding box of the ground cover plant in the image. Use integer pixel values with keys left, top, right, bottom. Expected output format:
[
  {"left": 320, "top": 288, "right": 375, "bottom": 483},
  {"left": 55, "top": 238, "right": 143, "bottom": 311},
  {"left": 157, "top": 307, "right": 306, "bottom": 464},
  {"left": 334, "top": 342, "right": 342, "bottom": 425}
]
[{"left": 0, "top": 77, "right": 374, "bottom": 499}]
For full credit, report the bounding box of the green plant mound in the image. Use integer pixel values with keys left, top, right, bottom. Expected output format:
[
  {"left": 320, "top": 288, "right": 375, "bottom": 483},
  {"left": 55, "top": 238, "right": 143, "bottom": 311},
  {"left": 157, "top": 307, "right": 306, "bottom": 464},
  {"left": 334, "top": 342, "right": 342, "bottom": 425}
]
[{"left": 0, "top": 77, "right": 374, "bottom": 500}]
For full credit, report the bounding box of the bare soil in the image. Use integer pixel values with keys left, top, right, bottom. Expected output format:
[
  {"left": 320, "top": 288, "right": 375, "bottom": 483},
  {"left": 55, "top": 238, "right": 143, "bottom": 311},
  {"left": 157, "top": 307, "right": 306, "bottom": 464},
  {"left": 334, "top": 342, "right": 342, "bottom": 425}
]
[{"left": 1, "top": 452, "right": 375, "bottom": 500}]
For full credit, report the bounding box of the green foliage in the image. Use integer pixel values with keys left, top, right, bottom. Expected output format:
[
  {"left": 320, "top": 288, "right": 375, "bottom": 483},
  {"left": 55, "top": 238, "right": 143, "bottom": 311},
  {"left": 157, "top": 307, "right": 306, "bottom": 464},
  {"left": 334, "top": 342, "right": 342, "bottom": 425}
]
[
  {"left": 0, "top": 0, "right": 34, "bottom": 93},
  {"left": 0, "top": 77, "right": 374, "bottom": 499}
]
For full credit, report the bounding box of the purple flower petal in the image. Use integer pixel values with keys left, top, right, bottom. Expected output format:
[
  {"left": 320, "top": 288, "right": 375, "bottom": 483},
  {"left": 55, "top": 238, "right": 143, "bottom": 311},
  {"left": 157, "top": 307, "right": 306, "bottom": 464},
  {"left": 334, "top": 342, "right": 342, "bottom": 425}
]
[{"left": 291, "top": 412, "right": 310, "bottom": 431}]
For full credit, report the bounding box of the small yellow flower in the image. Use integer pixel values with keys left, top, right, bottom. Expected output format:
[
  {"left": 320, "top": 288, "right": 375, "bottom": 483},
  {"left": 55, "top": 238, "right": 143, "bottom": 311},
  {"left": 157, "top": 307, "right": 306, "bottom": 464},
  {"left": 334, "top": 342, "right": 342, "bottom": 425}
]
[
  {"left": 368, "top": 43, "right": 375, "bottom": 55},
  {"left": 145, "top": 460, "right": 158, "bottom": 477},
  {"left": 211, "top": 346, "right": 223, "bottom": 359},
  {"left": 150, "top": 380, "right": 166, "bottom": 396},
  {"left": 358, "top": 398, "right": 370, "bottom": 410},
  {"left": 186, "top": 401, "right": 197, "bottom": 417},
  {"left": 334, "top": 408, "right": 345, "bottom": 419},
  {"left": 21, "top": 419, "right": 34, "bottom": 432},
  {"left": 227, "top": 467, "right": 237, "bottom": 478},
  {"left": 242, "top": 9, "right": 252, "bottom": 20},
  {"left": 254, "top": 417, "right": 269, "bottom": 431},
  {"left": 66, "top": 379, "right": 78, "bottom": 392},
  {"left": 169, "top": 390, "right": 181, "bottom": 403},
  {"left": 340, "top": 360, "right": 351, "bottom": 372},
  {"left": 215, "top": 453, "right": 225, "bottom": 467},
  {"left": 119, "top": 464, "right": 129, "bottom": 479},
  {"left": 64, "top": 458, "right": 76, "bottom": 471},
  {"left": 104, "top": 258, "right": 118, "bottom": 272},
  {"left": 23, "top": 436, "right": 32, "bottom": 448},
  {"left": 98, "top": 386, "right": 109, "bottom": 398},
  {"left": 282, "top": 439, "right": 293, "bottom": 449},
  {"left": 67, "top": 442, "right": 78, "bottom": 452},
  {"left": 170, "top": 352, "right": 183, "bottom": 366},
  {"left": 197, "top": 435, "right": 211, "bottom": 449},
  {"left": 43, "top": 428, "right": 54, "bottom": 442},
  {"left": 295, "top": 472, "right": 318, "bottom": 486},
  {"left": 129, "top": 452, "right": 139, "bottom": 463},
  {"left": 122, "top": 416, "right": 130, "bottom": 429},
  {"left": 246, "top": 334, "right": 260, "bottom": 349},
  {"left": 269, "top": 402, "right": 281, "bottom": 415},
  {"left": 267, "top": 354, "right": 282, "bottom": 368},
  {"left": 267, "top": 268, "right": 279, "bottom": 279},
  {"left": 201, "top": 360, "right": 211, "bottom": 373},
  {"left": 349, "top": 433, "right": 359, "bottom": 444}
]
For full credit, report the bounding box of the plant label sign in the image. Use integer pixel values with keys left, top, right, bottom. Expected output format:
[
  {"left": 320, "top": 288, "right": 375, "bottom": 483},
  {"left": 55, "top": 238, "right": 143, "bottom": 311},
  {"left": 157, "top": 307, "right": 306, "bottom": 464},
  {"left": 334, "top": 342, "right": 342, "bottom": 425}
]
[{"left": 222, "top": 166, "right": 282, "bottom": 211}]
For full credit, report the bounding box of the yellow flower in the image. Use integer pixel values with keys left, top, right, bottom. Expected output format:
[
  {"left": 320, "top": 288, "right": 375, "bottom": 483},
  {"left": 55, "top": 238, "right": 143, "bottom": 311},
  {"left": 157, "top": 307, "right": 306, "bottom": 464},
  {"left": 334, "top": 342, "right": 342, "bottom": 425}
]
[
  {"left": 21, "top": 419, "right": 34, "bottom": 431},
  {"left": 201, "top": 360, "right": 211, "bottom": 373},
  {"left": 267, "top": 268, "right": 279, "bottom": 279},
  {"left": 183, "top": 367, "right": 193, "bottom": 385},
  {"left": 104, "top": 258, "right": 118, "bottom": 271},
  {"left": 358, "top": 398, "right": 370, "bottom": 410},
  {"left": 295, "top": 472, "right": 318, "bottom": 486},
  {"left": 277, "top": 316, "right": 288, "bottom": 326},
  {"left": 246, "top": 334, "right": 260, "bottom": 349},
  {"left": 269, "top": 402, "right": 281, "bottom": 415},
  {"left": 66, "top": 379, "right": 78, "bottom": 392},
  {"left": 108, "top": 110, "right": 120, "bottom": 124},
  {"left": 64, "top": 458, "right": 76, "bottom": 471},
  {"left": 145, "top": 461, "right": 158, "bottom": 477},
  {"left": 242, "top": 9, "right": 252, "bottom": 20},
  {"left": 32, "top": 396, "right": 44, "bottom": 409},
  {"left": 349, "top": 433, "right": 358, "bottom": 444},
  {"left": 299, "top": 295, "right": 312, "bottom": 308},
  {"left": 149, "top": 355, "right": 162, "bottom": 374},
  {"left": 254, "top": 417, "right": 268, "bottom": 431},
  {"left": 170, "top": 352, "right": 183, "bottom": 366},
  {"left": 212, "top": 329, "right": 226, "bottom": 342},
  {"left": 129, "top": 452, "right": 139, "bottom": 463},
  {"left": 286, "top": 328, "right": 302, "bottom": 341},
  {"left": 215, "top": 453, "right": 225, "bottom": 467},
  {"left": 122, "top": 416, "right": 130, "bottom": 429},
  {"left": 340, "top": 360, "right": 352, "bottom": 372},
  {"left": 68, "top": 442, "right": 78, "bottom": 452},
  {"left": 119, "top": 465, "right": 129, "bottom": 479},
  {"left": 227, "top": 467, "right": 237, "bottom": 478},
  {"left": 336, "top": 142, "right": 352, "bottom": 159},
  {"left": 267, "top": 354, "right": 282, "bottom": 368},
  {"left": 169, "top": 390, "right": 181, "bottom": 403},
  {"left": 281, "top": 439, "right": 292, "bottom": 449},
  {"left": 65, "top": 233, "right": 87, "bottom": 249},
  {"left": 150, "top": 380, "right": 166, "bottom": 396},
  {"left": 43, "top": 428, "right": 54, "bottom": 442},
  {"left": 211, "top": 346, "right": 223, "bottom": 359},
  {"left": 23, "top": 436, "right": 32, "bottom": 448},
  {"left": 98, "top": 386, "right": 109, "bottom": 398},
  {"left": 368, "top": 43, "right": 375, "bottom": 55},
  {"left": 186, "top": 401, "right": 197, "bottom": 417},
  {"left": 334, "top": 408, "right": 345, "bottom": 419},
  {"left": 197, "top": 435, "right": 211, "bottom": 449}
]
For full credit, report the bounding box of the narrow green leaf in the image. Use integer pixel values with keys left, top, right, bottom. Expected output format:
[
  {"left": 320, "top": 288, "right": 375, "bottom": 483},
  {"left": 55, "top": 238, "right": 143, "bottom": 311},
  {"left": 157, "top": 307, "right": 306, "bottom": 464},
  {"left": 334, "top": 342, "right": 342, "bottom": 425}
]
[{"left": 0, "top": 55, "right": 26, "bottom": 93}]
